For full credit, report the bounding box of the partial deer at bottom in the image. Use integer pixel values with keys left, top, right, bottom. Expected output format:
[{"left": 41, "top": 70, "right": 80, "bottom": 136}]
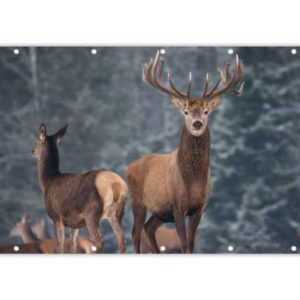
[
  {"left": 140, "top": 225, "right": 181, "bottom": 253},
  {"left": 9, "top": 214, "right": 95, "bottom": 253},
  {"left": 32, "top": 124, "right": 128, "bottom": 253},
  {"left": 9, "top": 214, "right": 37, "bottom": 244},
  {"left": 32, "top": 217, "right": 96, "bottom": 253},
  {"left": 7, "top": 214, "right": 42, "bottom": 253},
  {"left": 127, "top": 51, "right": 244, "bottom": 253}
]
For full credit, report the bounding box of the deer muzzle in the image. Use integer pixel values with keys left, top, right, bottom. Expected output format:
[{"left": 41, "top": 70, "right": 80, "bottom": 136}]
[{"left": 193, "top": 120, "right": 203, "bottom": 130}]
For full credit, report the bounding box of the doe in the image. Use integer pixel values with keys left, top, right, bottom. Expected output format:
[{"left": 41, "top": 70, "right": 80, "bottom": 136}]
[{"left": 32, "top": 124, "right": 128, "bottom": 253}]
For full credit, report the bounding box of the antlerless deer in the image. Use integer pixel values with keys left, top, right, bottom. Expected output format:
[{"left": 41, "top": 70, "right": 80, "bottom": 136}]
[
  {"left": 126, "top": 51, "right": 244, "bottom": 253},
  {"left": 9, "top": 214, "right": 96, "bottom": 253},
  {"left": 9, "top": 214, "right": 37, "bottom": 244},
  {"left": 32, "top": 124, "right": 128, "bottom": 253}
]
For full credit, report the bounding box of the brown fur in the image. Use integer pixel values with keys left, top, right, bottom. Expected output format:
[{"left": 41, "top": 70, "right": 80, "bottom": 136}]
[
  {"left": 127, "top": 125, "right": 210, "bottom": 253},
  {"left": 0, "top": 243, "right": 43, "bottom": 254},
  {"left": 140, "top": 226, "right": 181, "bottom": 253},
  {"left": 177, "top": 126, "right": 210, "bottom": 207},
  {"left": 9, "top": 215, "right": 96, "bottom": 253},
  {"left": 39, "top": 239, "right": 95, "bottom": 254},
  {"left": 31, "top": 218, "right": 96, "bottom": 254},
  {"left": 0, "top": 240, "right": 96, "bottom": 254}
]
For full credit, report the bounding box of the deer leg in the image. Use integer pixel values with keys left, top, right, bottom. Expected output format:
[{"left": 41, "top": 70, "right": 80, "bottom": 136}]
[
  {"left": 144, "top": 215, "right": 162, "bottom": 253},
  {"left": 109, "top": 214, "right": 126, "bottom": 254},
  {"left": 132, "top": 203, "right": 146, "bottom": 254},
  {"left": 71, "top": 229, "right": 79, "bottom": 253},
  {"left": 187, "top": 209, "right": 203, "bottom": 253},
  {"left": 55, "top": 219, "right": 65, "bottom": 253},
  {"left": 85, "top": 215, "right": 103, "bottom": 253},
  {"left": 113, "top": 195, "right": 127, "bottom": 253},
  {"left": 173, "top": 210, "right": 188, "bottom": 253}
]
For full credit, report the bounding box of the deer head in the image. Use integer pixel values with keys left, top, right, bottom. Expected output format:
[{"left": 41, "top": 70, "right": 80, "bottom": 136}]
[
  {"left": 9, "top": 214, "right": 31, "bottom": 238},
  {"left": 143, "top": 51, "right": 244, "bottom": 137},
  {"left": 32, "top": 123, "right": 68, "bottom": 162}
]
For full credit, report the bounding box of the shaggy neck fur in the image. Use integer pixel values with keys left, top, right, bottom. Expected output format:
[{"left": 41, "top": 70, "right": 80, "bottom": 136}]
[
  {"left": 37, "top": 142, "right": 60, "bottom": 193},
  {"left": 177, "top": 125, "right": 210, "bottom": 188}
]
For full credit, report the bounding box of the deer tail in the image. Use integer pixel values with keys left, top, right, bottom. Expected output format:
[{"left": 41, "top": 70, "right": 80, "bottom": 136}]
[{"left": 112, "top": 182, "right": 127, "bottom": 222}]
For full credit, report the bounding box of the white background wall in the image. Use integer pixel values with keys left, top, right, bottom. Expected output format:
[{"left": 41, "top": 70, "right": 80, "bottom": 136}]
[{"left": 0, "top": 1, "right": 299, "bottom": 300}]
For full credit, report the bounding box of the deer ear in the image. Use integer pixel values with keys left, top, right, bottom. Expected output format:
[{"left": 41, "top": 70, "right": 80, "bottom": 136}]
[
  {"left": 54, "top": 124, "right": 68, "bottom": 144},
  {"left": 171, "top": 97, "right": 186, "bottom": 110},
  {"left": 208, "top": 97, "right": 221, "bottom": 111},
  {"left": 39, "top": 123, "right": 47, "bottom": 141},
  {"left": 21, "top": 214, "right": 30, "bottom": 224}
]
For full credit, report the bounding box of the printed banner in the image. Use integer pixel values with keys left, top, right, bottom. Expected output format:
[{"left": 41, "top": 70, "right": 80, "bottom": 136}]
[{"left": 0, "top": 47, "right": 298, "bottom": 254}]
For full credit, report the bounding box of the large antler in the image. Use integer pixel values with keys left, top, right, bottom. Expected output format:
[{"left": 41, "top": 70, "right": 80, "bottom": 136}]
[
  {"left": 200, "top": 54, "right": 244, "bottom": 99},
  {"left": 143, "top": 50, "right": 190, "bottom": 99},
  {"left": 143, "top": 50, "right": 244, "bottom": 101}
]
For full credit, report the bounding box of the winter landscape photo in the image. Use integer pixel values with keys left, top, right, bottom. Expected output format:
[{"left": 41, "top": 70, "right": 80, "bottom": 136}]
[{"left": 0, "top": 46, "right": 299, "bottom": 253}]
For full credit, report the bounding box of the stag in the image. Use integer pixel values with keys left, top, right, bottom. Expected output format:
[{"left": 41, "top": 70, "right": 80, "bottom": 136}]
[
  {"left": 126, "top": 51, "right": 244, "bottom": 253},
  {"left": 32, "top": 124, "right": 128, "bottom": 253}
]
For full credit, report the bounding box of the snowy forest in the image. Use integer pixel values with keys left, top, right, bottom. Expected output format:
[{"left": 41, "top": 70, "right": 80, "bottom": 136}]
[{"left": 0, "top": 47, "right": 299, "bottom": 253}]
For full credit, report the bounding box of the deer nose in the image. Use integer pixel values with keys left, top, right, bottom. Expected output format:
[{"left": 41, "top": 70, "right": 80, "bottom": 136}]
[{"left": 193, "top": 120, "right": 203, "bottom": 130}]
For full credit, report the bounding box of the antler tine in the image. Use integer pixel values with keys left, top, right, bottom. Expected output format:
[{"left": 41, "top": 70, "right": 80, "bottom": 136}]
[
  {"left": 142, "top": 62, "right": 149, "bottom": 82},
  {"left": 143, "top": 54, "right": 155, "bottom": 85},
  {"left": 158, "top": 56, "right": 165, "bottom": 79},
  {"left": 147, "top": 51, "right": 160, "bottom": 89},
  {"left": 187, "top": 72, "right": 192, "bottom": 98},
  {"left": 231, "top": 54, "right": 244, "bottom": 94},
  {"left": 143, "top": 58, "right": 154, "bottom": 84},
  {"left": 231, "top": 56, "right": 245, "bottom": 96},
  {"left": 206, "top": 79, "right": 221, "bottom": 97},
  {"left": 235, "top": 53, "right": 239, "bottom": 68},
  {"left": 202, "top": 73, "right": 210, "bottom": 97},
  {"left": 232, "top": 81, "right": 245, "bottom": 96}
]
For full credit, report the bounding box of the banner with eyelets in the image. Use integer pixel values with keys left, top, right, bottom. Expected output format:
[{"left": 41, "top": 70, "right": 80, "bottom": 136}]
[{"left": 0, "top": 47, "right": 298, "bottom": 254}]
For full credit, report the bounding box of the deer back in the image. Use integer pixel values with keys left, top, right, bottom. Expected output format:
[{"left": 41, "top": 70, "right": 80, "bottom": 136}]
[{"left": 44, "top": 170, "right": 105, "bottom": 223}]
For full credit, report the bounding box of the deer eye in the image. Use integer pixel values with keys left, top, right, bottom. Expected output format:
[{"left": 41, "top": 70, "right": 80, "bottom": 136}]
[
  {"left": 184, "top": 110, "right": 189, "bottom": 115},
  {"left": 204, "top": 109, "right": 209, "bottom": 115}
]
